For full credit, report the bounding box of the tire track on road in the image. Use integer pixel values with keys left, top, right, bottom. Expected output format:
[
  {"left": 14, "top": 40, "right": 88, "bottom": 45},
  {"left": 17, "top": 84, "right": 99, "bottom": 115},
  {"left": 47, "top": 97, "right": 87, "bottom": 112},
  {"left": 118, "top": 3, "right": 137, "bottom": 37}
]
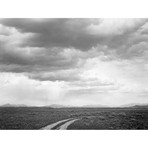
[
  {"left": 41, "top": 118, "right": 79, "bottom": 130},
  {"left": 57, "top": 119, "right": 79, "bottom": 130},
  {"left": 41, "top": 118, "right": 72, "bottom": 130}
]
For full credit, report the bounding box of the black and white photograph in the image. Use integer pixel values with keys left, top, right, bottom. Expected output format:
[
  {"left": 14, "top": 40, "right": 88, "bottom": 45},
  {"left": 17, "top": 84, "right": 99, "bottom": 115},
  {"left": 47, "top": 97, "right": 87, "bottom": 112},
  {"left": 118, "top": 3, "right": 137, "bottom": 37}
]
[
  {"left": 1, "top": 1, "right": 148, "bottom": 148},
  {"left": 0, "top": 18, "right": 148, "bottom": 130}
]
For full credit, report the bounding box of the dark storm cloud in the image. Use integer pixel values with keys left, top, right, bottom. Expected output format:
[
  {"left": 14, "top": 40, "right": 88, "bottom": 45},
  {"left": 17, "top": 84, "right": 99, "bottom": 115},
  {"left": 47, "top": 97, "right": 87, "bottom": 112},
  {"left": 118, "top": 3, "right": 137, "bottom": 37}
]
[
  {"left": 0, "top": 18, "right": 102, "bottom": 50},
  {"left": 0, "top": 47, "right": 78, "bottom": 73},
  {"left": 0, "top": 18, "right": 148, "bottom": 82},
  {"left": 1, "top": 18, "right": 148, "bottom": 58},
  {"left": 1, "top": 18, "right": 146, "bottom": 51}
]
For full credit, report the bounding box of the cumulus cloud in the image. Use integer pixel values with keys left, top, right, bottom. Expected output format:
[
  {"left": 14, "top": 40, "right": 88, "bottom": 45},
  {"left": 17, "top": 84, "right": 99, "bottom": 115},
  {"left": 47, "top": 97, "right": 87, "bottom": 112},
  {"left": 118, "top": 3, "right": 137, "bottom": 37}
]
[
  {"left": 0, "top": 18, "right": 148, "bottom": 106},
  {"left": 87, "top": 18, "right": 147, "bottom": 35},
  {"left": 0, "top": 73, "right": 68, "bottom": 106}
]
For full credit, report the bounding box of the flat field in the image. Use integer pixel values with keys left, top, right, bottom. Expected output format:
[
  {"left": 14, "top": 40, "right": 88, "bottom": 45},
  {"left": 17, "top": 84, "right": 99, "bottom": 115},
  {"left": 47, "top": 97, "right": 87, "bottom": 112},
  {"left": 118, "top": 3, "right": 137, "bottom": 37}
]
[{"left": 0, "top": 107, "right": 148, "bottom": 129}]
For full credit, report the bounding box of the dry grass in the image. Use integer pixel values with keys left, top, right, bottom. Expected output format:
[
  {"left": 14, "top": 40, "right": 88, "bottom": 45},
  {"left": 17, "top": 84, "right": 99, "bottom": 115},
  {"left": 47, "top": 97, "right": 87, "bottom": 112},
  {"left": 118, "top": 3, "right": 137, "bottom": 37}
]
[{"left": 0, "top": 107, "right": 148, "bottom": 129}]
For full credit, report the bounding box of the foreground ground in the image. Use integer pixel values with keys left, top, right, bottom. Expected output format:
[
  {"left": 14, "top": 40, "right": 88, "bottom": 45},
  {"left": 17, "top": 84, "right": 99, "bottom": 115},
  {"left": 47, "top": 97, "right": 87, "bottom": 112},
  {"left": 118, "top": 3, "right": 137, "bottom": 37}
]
[{"left": 0, "top": 107, "right": 148, "bottom": 129}]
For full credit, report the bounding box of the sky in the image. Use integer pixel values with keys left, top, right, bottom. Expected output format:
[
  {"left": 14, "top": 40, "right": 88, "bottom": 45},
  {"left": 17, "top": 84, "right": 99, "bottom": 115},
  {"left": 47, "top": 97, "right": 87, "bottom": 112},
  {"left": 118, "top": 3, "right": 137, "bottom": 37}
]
[{"left": 0, "top": 18, "right": 148, "bottom": 106}]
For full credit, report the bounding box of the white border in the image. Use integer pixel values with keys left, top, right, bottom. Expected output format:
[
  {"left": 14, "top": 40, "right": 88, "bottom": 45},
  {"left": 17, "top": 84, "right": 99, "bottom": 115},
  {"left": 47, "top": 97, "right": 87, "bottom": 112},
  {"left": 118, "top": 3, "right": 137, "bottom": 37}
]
[
  {"left": 0, "top": 0, "right": 148, "bottom": 148},
  {"left": 0, "top": 130, "right": 148, "bottom": 148},
  {"left": 0, "top": 0, "right": 148, "bottom": 18}
]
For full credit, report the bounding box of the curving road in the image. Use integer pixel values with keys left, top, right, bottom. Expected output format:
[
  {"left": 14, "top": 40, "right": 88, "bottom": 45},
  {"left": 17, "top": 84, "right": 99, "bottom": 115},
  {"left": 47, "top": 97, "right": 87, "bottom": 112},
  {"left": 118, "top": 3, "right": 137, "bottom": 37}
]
[
  {"left": 41, "top": 118, "right": 78, "bottom": 130},
  {"left": 57, "top": 119, "right": 79, "bottom": 130}
]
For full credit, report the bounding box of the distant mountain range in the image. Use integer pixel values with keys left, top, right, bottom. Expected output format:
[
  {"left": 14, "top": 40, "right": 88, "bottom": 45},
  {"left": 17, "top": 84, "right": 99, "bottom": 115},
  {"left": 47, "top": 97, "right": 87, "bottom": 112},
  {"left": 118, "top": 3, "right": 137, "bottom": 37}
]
[
  {"left": 46, "top": 104, "right": 70, "bottom": 108},
  {"left": 48, "top": 104, "right": 109, "bottom": 108},
  {"left": 0, "top": 103, "right": 72, "bottom": 108},
  {"left": 48, "top": 103, "right": 148, "bottom": 108},
  {"left": 81, "top": 105, "right": 109, "bottom": 108},
  {"left": 1, "top": 103, "right": 148, "bottom": 108},
  {"left": 1, "top": 103, "right": 28, "bottom": 107},
  {"left": 120, "top": 103, "right": 148, "bottom": 108}
]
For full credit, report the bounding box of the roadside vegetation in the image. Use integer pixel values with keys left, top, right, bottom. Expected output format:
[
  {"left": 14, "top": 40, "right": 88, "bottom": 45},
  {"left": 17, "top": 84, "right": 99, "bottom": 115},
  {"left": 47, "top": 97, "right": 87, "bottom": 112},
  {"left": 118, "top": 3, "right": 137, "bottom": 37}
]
[{"left": 0, "top": 107, "right": 148, "bottom": 129}]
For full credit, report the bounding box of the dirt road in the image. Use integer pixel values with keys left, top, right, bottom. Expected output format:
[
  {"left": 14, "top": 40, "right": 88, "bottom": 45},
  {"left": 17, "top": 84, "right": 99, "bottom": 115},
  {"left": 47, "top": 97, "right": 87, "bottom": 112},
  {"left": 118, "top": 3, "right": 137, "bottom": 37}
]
[
  {"left": 57, "top": 119, "right": 79, "bottom": 130},
  {"left": 41, "top": 118, "right": 78, "bottom": 130}
]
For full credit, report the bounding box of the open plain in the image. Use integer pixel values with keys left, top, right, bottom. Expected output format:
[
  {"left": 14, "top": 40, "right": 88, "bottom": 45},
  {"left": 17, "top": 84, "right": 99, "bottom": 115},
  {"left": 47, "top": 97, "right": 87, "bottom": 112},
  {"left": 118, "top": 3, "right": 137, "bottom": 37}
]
[{"left": 0, "top": 107, "right": 148, "bottom": 130}]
